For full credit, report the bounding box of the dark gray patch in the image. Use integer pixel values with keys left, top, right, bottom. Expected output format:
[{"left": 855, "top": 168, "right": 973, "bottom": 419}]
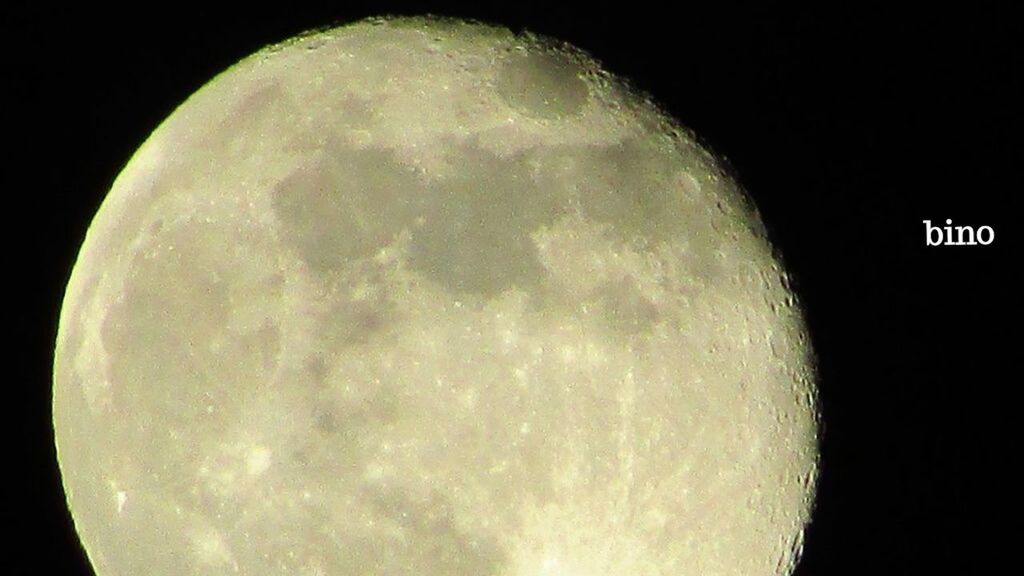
[
  {"left": 96, "top": 220, "right": 288, "bottom": 461},
  {"left": 320, "top": 296, "right": 391, "bottom": 347},
  {"left": 271, "top": 145, "right": 424, "bottom": 272},
  {"left": 272, "top": 138, "right": 688, "bottom": 300},
  {"left": 577, "top": 139, "right": 688, "bottom": 243},
  {"left": 100, "top": 284, "right": 214, "bottom": 426},
  {"left": 244, "top": 321, "right": 281, "bottom": 370},
  {"left": 496, "top": 49, "right": 589, "bottom": 120},
  {"left": 408, "top": 142, "right": 570, "bottom": 296},
  {"left": 304, "top": 354, "right": 328, "bottom": 385},
  {"left": 314, "top": 410, "right": 338, "bottom": 434},
  {"left": 338, "top": 95, "right": 377, "bottom": 130}
]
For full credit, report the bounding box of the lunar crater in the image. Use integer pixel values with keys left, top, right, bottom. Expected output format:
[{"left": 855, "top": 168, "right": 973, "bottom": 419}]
[{"left": 496, "top": 48, "right": 590, "bottom": 120}]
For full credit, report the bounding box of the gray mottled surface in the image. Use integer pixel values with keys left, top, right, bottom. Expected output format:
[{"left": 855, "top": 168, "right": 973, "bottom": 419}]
[{"left": 53, "top": 16, "right": 819, "bottom": 576}]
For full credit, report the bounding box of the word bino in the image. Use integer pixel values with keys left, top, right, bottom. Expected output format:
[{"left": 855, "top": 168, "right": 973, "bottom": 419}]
[{"left": 923, "top": 219, "right": 994, "bottom": 246}]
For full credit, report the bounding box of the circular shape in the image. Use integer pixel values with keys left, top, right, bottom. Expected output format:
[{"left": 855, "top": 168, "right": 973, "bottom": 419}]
[{"left": 53, "top": 16, "right": 818, "bottom": 576}]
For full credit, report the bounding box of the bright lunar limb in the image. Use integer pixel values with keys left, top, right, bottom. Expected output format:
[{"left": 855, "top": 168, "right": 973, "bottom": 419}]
[{"left": 53, "top": 16, "right": 818, "bottom": 576}]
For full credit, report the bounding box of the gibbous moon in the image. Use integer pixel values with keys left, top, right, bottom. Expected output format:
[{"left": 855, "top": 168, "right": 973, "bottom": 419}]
[{"left": 53, "top": 16, "right": 818, "bottom": 576}]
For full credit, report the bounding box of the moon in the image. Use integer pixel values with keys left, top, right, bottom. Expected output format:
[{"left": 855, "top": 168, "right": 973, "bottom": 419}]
[{"left": 53, "top": 16, "right": 818, "bottom": 576}]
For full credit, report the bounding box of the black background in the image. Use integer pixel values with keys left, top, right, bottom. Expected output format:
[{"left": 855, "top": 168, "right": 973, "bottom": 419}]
[{"left": 7, "top": 2, "right": 1017, "bottom": 575}]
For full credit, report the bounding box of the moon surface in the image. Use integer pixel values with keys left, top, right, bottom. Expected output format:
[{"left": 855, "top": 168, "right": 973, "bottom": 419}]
[{"left": 53, "top": 16, "right": 818, "bottom": 576}]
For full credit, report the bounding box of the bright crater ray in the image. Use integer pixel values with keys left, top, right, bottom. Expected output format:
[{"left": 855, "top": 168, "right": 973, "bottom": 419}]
[{"left": 53, "top": 16, "right": 819, "bottom": 576}]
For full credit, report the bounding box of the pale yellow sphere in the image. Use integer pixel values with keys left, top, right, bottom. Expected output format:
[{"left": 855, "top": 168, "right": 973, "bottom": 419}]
[{"left": 53, "top": 16, "right": 818, "bottom": 576}]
